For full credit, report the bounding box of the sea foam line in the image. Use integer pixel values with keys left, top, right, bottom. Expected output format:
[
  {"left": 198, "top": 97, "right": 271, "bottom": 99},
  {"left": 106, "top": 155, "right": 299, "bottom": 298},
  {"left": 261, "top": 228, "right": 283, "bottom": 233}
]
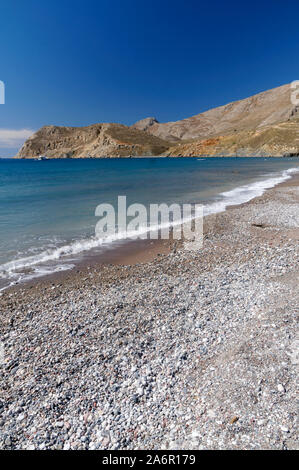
[{"left": 203, "top": 167, "right": 299, "bottom": 215}]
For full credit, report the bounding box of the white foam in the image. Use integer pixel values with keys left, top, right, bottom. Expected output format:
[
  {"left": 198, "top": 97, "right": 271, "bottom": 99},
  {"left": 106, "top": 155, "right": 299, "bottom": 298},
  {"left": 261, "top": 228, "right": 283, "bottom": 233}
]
[
  {"left": 0, "top": 263, "right": 74, "bottom": 292},
  {"left": 204, "top": 167, "right": 299, "bottom": 215}
]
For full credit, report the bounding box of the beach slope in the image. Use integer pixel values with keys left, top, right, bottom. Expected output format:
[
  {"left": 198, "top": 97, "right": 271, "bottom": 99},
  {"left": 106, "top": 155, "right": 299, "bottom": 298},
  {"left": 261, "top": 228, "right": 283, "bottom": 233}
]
[{"left": 0, "top": 176, "right": 298, "bottom": 450}]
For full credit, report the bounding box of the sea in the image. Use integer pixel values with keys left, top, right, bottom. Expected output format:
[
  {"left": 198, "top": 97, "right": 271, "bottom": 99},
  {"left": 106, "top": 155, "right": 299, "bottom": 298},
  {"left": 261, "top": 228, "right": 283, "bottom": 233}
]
[{"left": 0, "top": 157, "right": 298, "bottom": 290}]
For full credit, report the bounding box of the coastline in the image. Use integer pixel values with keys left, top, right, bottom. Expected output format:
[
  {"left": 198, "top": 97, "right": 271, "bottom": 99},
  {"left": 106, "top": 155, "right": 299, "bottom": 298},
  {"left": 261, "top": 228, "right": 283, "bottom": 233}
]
[
  {"left": 0, "top": 174, "right": 298, "bottom": 450},
  {"left": 1, "top": 167, "right": 298, "bottom": 294},
  {"left": 13, "top": 154, "right": 299, "bottom": 159}
]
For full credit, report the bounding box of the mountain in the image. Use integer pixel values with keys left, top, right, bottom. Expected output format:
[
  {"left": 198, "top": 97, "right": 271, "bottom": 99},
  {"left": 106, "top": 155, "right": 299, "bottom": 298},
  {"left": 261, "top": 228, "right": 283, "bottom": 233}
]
[
  {"left": 16, "top": 83, "right": 299, "bottom": 158},
  {"left": 132, "top": 84, "right": 297, "bottom": 140},
  {"left": 132, "top": 117, "right": 160, "bottom": 133}
]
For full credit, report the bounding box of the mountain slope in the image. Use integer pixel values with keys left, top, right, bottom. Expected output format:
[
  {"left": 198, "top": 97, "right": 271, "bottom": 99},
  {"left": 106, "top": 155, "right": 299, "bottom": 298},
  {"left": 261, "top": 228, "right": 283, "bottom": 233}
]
[
  {"left": 162, "top": 119, "right": 299, "bottom": 157},
  {"left": 132, "top": 84, "right": 298, "bottom": 141}
]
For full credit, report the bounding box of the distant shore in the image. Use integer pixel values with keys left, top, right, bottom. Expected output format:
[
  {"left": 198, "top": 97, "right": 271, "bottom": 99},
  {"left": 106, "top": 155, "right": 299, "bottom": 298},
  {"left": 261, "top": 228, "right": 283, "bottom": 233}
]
[
  {"left": 14, "top": 153, "right": 299, "bottom": 159},
  {"left": 0, "top": 174, "right": 298, "bottom": 450}
]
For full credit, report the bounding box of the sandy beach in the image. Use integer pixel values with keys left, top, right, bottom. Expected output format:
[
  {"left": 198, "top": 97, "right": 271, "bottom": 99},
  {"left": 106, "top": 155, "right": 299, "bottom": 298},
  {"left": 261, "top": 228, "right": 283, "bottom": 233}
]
[{"left": 0, "top": 175, "right": 298, "bottom": 450}]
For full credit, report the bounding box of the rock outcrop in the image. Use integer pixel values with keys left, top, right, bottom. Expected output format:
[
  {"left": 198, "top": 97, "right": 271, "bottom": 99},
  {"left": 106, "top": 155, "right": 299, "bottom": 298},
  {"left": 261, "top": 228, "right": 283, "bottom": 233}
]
[{"left": 131, "top": 117, "right": 159, "bottom": 133}]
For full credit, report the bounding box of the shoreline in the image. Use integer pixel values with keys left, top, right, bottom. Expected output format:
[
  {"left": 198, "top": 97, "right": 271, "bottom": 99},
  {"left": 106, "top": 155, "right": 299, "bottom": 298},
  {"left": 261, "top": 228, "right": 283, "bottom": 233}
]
[
  {"left": 12, "top": 155, "right": 299, "bottom": 160},
  {"left": 0, "top": 173, "right": 298, "bottom": 450},
  {"left": 1, "top": 167, "right": 298, "bottom": 295}
]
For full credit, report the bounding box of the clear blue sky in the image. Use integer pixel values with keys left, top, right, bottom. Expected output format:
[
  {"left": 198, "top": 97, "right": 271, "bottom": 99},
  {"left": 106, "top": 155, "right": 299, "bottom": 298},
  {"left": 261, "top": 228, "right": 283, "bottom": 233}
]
[{"left": 1, "top": 0, "right": 299, "bottom": 155}]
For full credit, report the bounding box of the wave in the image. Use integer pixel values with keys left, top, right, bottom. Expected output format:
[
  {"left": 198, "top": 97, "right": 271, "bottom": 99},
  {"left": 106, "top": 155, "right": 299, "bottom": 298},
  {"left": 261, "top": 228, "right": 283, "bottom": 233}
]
[
  {"left": 204, "top": 167, "right": 299, "bottom": 215},
  {"left": 0, "top": 263, "right": 74, "bottom": 292},
  {"left": 0, "top": 166, "right": 298, "bottom": 288}
]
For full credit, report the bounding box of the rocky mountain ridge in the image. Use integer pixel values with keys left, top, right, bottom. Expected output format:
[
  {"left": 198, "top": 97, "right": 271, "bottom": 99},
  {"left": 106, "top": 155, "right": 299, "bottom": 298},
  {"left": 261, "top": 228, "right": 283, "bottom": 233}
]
[
  {"left": 133, "top": 84, "right": 297, "bottom": 141},
  {"left": 16, "top": 83, "right": 299, "bottom": 158}
]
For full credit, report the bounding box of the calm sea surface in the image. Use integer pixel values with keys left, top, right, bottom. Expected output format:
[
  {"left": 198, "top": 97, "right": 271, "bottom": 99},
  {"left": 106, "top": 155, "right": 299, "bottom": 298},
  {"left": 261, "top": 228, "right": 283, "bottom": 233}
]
[{"left": 0, "top": 157, "right": 298, "bottom": 289}]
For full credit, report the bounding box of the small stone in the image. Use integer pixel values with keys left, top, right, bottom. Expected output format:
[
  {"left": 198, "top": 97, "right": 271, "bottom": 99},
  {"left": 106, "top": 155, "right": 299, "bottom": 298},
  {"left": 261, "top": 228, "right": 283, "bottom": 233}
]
[
  {"left": 207, "top": 409, "right": 216, "bottom": 418},
  {"left": 230, "top": 416, "right": 239, "bottom": 424},
  {"left": 257, "top": 419, "right": 265, "bottom": 426},
  {"left": 102, "top": 436, "right": 110, "bottom": 447},
  {"left": 16, "top": 413, "right": 25, "bottom": 422}
]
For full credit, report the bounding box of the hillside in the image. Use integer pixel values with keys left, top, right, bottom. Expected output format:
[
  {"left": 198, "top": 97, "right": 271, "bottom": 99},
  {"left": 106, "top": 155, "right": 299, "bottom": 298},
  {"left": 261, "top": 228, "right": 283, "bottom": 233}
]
[
  {"left": 16, "top": 123, "right": 171, "bottom": 159},
  {"left": 132, "top": 84, "right": 298, "bottom": 141},
  {"left": 163, "top": 119, "right": 299, "bottom": 157},
  {"left": 16, "top": 83, "right": 299, "bottom": 158}
]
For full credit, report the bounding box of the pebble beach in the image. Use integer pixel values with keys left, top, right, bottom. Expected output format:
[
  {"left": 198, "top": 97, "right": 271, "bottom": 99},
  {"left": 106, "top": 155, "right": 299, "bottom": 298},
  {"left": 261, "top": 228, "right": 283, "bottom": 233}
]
[{"left": 0, "top": 175, "right": 298, "bottom": 450}]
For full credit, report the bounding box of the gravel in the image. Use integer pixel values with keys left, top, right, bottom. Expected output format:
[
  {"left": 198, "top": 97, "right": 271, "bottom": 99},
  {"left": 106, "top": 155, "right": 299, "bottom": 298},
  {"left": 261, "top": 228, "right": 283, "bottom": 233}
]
[{"left": 0, "top": 178, "right": 298, "bottom": 450}]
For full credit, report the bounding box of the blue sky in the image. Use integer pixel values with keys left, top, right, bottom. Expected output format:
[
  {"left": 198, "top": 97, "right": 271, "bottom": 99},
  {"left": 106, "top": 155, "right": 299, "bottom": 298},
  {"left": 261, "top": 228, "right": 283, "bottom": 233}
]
[{"left": 1, "top": 0, "right": 299, "bottom": 156}]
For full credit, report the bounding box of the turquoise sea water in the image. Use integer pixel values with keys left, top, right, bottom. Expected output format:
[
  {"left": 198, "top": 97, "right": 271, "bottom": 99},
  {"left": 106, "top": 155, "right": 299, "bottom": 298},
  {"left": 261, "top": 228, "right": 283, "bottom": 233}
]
[{"left": 0, "top": 157, "right": 298, "bottom": 289}]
